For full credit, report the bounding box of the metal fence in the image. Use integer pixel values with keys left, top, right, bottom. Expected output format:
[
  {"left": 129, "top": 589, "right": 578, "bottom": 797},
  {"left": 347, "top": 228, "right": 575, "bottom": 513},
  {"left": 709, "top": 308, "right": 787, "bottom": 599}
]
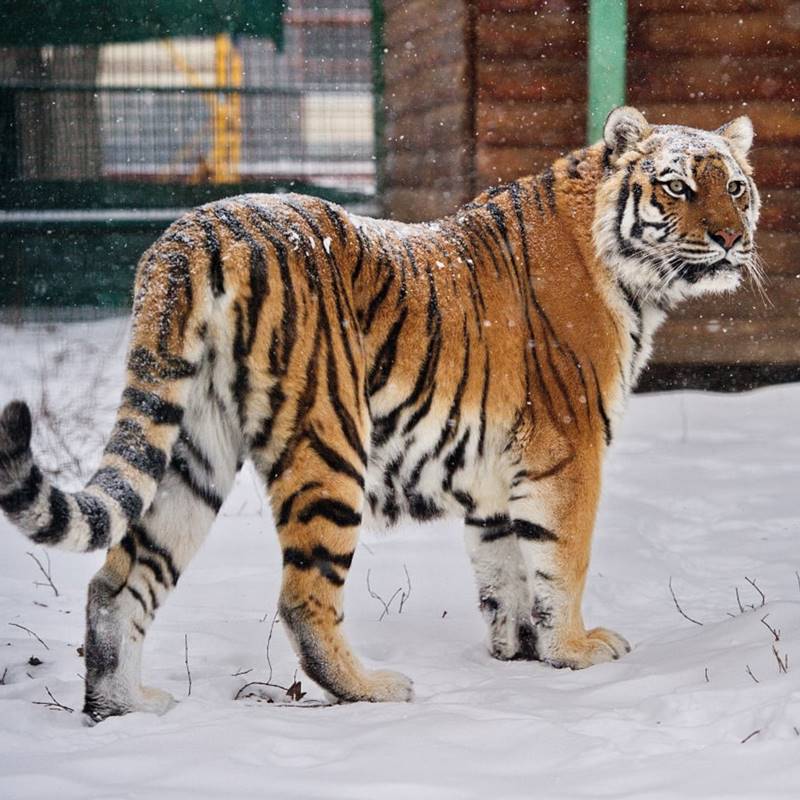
[{"left": 0, "top": 0, "right": 378, "bottom": 315}]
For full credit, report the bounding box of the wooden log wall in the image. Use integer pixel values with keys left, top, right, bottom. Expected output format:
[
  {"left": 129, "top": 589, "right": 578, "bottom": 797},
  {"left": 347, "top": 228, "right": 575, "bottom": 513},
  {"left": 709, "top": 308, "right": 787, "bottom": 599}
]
[{"left": 381, "top": 0, "right": 800, "bottom": 373}]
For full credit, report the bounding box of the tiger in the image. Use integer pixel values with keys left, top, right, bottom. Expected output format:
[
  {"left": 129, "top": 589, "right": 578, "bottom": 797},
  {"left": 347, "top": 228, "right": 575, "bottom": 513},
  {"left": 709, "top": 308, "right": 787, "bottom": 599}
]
[{"left": 0, "top": 107, "right": 760, "bottom": 721}]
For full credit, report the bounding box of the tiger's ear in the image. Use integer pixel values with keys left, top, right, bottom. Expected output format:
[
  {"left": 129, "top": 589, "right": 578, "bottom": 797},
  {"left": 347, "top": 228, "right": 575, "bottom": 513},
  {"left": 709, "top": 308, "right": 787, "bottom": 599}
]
[
  {"left": 603, "top": 107, "right": 651, "bottom": 162},
  {"left": 716, "top": 116, "right": 753, "bottom": 155}
]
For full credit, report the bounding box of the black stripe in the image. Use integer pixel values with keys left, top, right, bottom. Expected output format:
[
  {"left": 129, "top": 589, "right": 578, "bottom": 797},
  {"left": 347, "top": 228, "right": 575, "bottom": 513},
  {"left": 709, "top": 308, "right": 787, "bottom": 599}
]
[
  {"left": 106, "top": 419, "right": 167, "bottom": 482},
  {"left": 362, "top": 271, "right": 394, "bottom": 333},
  {"left": 126, "top": 584, "right": 149, "bottom": 614},
  {"left": 540, "top": 167, "right": 557, "bottom": 213},
  {"left": 467, "top": 513, "right": 513, "bottom": 543},
  {"left": 297, "top": 499, "right": 361, "bottom": 528},
  {"left": 478, "top": 350, "right": 490, "bottom": 456},
  {"left": 133, "top": 523, "right": 181, "bottom": 586},
  {"left": 322, "top": 328, "right": 369, "bottom": 467},
  {"left": 443, "top": 429, "right": 470, "bottom": 493},
  {"left": 170, "top": 452, "right": 224, "bottom": 512},
  {"left": 30, "top": 487, "right": 71, "bottom": 545},
  {"left": 590, "top": 363, "right": 613, "bottom": 446},
  {"left": 178, "top": 429, "right": 213, "bottom": 473},
  {"left": 0, "top": 464, "right": 43, "bottom": 513},
  {"left": 283, "top": 547, "right": 311, "bottom": 570},
  {"left": 322, "top": 202, "right": 349, "bottom": 245},
  {"left": 127, "top": 347, "right": 197, "bottom": 384},
  {"left": 307, "top": 429, "right": 365, "bottom": 488},
  {"left": 74, "top": 491, "right": 111, "bottom": 549},
  {"left": 89, "top": 467, "right": 143, "bottom": 522},
  {"left": 277, "top": 481, "right": 322, "bottom": 526},
  {"left": 122, "top": 387, "right": 184, "bottom": 426},
  {"left": 242, "top": 203, "right": 298, "bottom": 376},
  {"left": 512, "top": 520, "right": 558, "bottom": 541},
  {"left": 367, "top": 307, "right": 408, "bottom": 396},
  {"left": 311, "top": 544, "right": 353, "bottom": 586},
  {"left": 198, "top": 214, "right": 225, "bottom": 296}
]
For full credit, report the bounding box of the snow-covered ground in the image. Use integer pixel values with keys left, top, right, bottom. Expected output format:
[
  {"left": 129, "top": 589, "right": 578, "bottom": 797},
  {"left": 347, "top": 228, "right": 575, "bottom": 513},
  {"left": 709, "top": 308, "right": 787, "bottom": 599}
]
[{"left": 1, "top": 318, "right": 799, "bottom": 799}]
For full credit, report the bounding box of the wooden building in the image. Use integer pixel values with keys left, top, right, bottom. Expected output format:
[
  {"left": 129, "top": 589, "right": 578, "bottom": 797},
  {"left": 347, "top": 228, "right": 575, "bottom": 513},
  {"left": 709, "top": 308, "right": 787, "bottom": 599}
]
[{"left": 379, "top": 0, "right": 800, "bottom": 385}]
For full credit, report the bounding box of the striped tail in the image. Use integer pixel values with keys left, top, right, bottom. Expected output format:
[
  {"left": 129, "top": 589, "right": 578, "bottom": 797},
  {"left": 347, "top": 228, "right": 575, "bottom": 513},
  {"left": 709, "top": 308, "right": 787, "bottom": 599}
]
[{"left": 0, "top": 216, "right": 208, "bottom": 553}]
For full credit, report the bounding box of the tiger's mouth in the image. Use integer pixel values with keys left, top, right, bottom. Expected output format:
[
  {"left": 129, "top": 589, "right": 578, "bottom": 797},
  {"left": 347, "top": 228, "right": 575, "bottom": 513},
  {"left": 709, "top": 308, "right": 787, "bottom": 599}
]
[{"left": 677, "top": 258, "right": 741, "bottom": 285}]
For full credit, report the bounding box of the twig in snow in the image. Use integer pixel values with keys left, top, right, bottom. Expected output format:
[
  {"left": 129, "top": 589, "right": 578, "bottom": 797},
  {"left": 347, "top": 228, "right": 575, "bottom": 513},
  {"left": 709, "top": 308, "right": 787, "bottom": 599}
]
[
  {"left": 745, "top": 664, "right": 760, "bottom": 684},
  {"left": 795, "top": 571, "right": 800, "bottom": 595},
  {"left": 27, "top": 551, "right": 59, "bottom": 597},
  {"left": 366, "top": 569, "right": 392, "bottom": 620},
  {"left": 0, "top": 667, "right": 7, "bottom": 685},
  {"left": 772, "top": 644, "right": 789, "bottom": 674},
  {"left": 8, "top": 622, "right": 49, "bottom": 650},
  {"left": 264, "top": 609, "right": 279, "bottom": 685},
  {"left": 32, "top": 686, "right": 74, "bottom": 713},
  {"left": 668, "top": 577, "right": 703, "bottom": 626},
  {"left": 740, "top": 729, "right": 761, "bottom": 744},
  {"left": 184, "top": 634, "right": 192, "bottom": 697},
  {"left": 704, "top": 667, "right": 709, "bottom": 683},
  {"left": 398, "top": 564, "right": 412, "bottom": 614},
  {"left": 744, "top": 576, "right": 765, "bottom": 608},
  {"left": 735, "top": 586, "right": 746, "bottom": 614},
  {"left": 231, "top": 667, "right": 253, "bottom": 678},
  {"left": 760, "top": 614, "right": 780, "bottom": 641},
  {"left": 235, "top": 610, "right": 291, "bottom": 700}
]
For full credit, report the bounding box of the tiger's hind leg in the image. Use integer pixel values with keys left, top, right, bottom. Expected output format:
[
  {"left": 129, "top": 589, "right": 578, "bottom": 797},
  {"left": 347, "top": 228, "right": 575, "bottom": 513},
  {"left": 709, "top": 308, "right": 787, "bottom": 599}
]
[
  {"left": 260, "top": 433, "right": 413, "bottom": 704},
  {"left": 83, "top": 402, "right": 240, "bottom": 722}
]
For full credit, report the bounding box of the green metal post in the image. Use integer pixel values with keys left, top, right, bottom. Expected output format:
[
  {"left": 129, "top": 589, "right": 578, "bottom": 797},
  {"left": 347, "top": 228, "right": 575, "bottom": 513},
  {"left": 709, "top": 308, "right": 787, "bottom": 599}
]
[
  {"left": 587, "top": 0, "right": 628, "bottom": 143},
  {"left": 370, "top": 0, "right": 386, "bottom": 216}
]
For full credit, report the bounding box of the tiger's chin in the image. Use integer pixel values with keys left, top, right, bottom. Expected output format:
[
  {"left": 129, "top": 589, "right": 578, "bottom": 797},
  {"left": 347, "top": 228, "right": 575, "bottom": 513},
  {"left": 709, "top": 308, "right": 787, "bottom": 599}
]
[{"left": 672, "top": 259, "right": 743, "bottom": 299}]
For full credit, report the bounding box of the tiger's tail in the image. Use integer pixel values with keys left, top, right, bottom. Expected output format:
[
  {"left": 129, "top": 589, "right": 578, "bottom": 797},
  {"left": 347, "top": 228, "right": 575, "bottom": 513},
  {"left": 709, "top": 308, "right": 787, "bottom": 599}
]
[{"left": 0, "top": 216, "right": 210, "bottom": 553}]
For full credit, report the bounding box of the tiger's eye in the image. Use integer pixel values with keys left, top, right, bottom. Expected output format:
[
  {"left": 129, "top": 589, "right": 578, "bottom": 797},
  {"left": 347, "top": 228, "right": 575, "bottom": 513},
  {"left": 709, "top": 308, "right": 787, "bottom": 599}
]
[
  {"left": 728, "top": 180, "right": 745, "bottom": 198},
  {"left": 667, "top": 179, "right": 687, "bottom": 195}
]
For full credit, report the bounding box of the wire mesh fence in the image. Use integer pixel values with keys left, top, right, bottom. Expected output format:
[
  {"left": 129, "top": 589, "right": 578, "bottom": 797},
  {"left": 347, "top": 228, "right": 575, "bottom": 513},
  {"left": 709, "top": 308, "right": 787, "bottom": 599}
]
[{"left": 0, "top": 1, "right": 377, "bottom": 317}]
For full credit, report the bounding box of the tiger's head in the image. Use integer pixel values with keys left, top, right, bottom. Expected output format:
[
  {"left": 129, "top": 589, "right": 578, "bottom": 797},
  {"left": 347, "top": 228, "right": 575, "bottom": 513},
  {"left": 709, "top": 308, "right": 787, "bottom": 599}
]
[{"left": 593, "top": 107, "right": 761, "bottom": 306}]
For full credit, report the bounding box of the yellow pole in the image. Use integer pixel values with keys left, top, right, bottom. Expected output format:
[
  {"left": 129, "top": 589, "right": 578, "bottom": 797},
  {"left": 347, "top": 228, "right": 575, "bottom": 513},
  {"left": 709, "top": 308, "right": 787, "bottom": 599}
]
[{"left": 211, "top": 34, "right": 243, "bottom": 183}]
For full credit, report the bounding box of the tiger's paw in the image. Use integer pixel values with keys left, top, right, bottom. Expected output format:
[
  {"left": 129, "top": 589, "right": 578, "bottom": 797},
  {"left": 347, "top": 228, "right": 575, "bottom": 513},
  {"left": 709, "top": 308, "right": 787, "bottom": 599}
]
[
  {"left": 83, "top": 685, "right": 177, "bottom": 724},
  {"left": 329, "top": 669, "right": 414, "bottom": 704},
  {"left": 546, "top": 627, "right": 631, "bottom": 670}
]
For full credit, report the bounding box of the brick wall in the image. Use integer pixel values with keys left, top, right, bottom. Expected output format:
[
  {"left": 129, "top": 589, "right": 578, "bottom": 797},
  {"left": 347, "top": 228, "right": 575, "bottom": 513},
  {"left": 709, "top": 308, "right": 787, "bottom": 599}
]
[{"left": 381, "top": 0, "right": 800, "bottom": 370}]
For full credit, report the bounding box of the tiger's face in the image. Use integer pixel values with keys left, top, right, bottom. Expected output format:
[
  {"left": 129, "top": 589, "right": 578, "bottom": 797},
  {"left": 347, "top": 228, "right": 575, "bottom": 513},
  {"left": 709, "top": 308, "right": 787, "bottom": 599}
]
[{"left": 594, "top": 107, "right": 761, "bottom": 306}]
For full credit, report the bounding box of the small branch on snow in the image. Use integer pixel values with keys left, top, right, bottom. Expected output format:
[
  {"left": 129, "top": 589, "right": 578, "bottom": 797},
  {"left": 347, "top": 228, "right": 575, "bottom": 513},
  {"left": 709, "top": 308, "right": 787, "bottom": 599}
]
[
  {"left": 735, "top": 586, "right": 746, "bottom": 614},
  {"left": 745, "top": 664, "right": 760, "bottom": 684},
  {"left": 668, "top": 577, "right": 703, "bottom": 626},
  {"left": 8, "top": 622, "right": 49, "bottom": 650},
  {"left": 0, "top": 667, "right": 7, "bottom": 685},
  {"left": 32, "top": 686, "right": 74, "bottom": 713},
  {"left": 184, "top": 634, "right": 192, "bottom": 697},
  {"left": 760, "top": 614, "right": 780, "bottom": 642},
  {"left": 27, "top": 551, "right": 59, "bottom": 597},
  {"left": 704, "top": 667, "right": 709, "bottom": 683},
  {"left": 740, "top": 729, "right": 761, "bottom": 744},
  {"left": 772, "top": 644, "right": 789, "bottom": 675},
  {"left": 231, "top": 668, "right": 253, "bottom": 678},
  {"left": 398, "top": 564, "right": 412, "bottom": 614},
  {"left": 366, "top": 569, "right": 394, "bottom": 621},
  {"left": 744, "top": 576, "right": 766, "bottom": 608},
  {"left": 235, "top": 610, "right": 296, "bottom": 701}
]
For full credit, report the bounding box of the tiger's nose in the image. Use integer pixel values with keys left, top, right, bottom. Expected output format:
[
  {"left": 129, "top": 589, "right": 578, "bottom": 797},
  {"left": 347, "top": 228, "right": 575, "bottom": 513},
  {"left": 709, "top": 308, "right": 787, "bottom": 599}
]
[{"left": 710, "top": 228, "right": 742, "bottom": 251}]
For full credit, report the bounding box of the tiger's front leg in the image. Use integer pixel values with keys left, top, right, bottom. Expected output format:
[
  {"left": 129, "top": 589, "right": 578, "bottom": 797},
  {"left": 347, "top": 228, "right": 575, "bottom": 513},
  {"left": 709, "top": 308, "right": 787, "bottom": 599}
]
[
  {"left": 464, "top": 517, "right": 537, "bottom": 660},
  {"left": 506, "top": 452, "right": 630, "bottom": 669}
]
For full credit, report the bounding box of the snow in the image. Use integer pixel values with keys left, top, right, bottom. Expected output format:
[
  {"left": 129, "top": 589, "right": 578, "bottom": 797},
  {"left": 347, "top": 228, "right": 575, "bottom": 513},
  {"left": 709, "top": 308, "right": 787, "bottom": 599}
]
[{"left": 1, "top": 318, "right": 799, "bottom": 799}]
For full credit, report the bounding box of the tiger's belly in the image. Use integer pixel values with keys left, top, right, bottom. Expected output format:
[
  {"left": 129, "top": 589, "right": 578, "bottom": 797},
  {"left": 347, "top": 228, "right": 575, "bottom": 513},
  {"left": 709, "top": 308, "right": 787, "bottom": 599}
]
[{"left": 362, "top": 399, "right": 511, "bottom": 530}]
